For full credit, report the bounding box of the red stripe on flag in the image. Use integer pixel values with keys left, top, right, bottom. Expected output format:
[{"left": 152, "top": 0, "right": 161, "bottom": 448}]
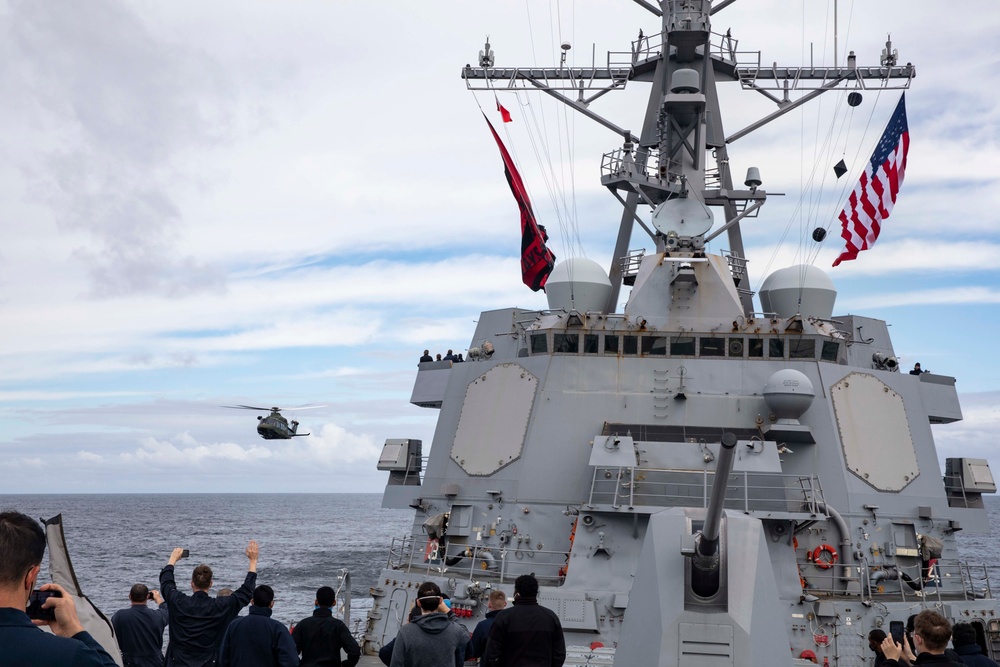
[
  {"left": 483, "top": 114, "right": 555, "bottom": 291},
  {"left": 832, "top": 94, "right": 909, "bottom": 267}
]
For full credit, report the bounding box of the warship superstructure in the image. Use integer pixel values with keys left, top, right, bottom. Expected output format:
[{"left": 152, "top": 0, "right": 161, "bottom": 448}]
[{"left": 364, "top": 2, "right": 998, "bottom": 665}]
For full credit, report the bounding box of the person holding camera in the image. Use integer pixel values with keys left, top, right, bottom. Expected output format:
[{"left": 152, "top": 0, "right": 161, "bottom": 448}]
[
  {"left": 111, "top": 584, "right": 170, "bottom": 667},
  {"left": 0, "top": 510, "right": 117, "bottom": 666},
  {"left": 388, "top": 582, "right": 468, "bottom": 667},
  {"left": 160, "top": 540, "right": 258, "bottom": 667}
]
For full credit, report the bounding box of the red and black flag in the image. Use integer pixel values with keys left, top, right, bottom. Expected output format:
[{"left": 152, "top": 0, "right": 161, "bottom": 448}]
[
  {"left": 496, "top": 95, "right": 513, "bottom": 123},
  {"left": 483, "top": 114, "right": 555, "bottom": 292}
]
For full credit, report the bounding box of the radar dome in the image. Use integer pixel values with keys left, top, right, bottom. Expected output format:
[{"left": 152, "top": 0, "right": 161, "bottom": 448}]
[
  {"left": 545, "top": 258, "right": 612, "bottom": 313},
  {"left": 763, "top": 369, "right": 815, "bottom": 421},
  {"left": 759, "top": 264, "right": 837, "bottom": 319}
]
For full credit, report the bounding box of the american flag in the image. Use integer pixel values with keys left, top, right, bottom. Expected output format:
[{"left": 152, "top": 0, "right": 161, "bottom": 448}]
[{"left": 832, "top": 94, "right": 909, "bottom": 267}]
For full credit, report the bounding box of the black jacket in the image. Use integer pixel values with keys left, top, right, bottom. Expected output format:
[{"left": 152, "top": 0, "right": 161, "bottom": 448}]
[
  {"left": 482, "top": 598, "right": 565, "bottom": 667},
  {"left": 219, "top": 605, "right": 298, "bottom": 667},
  {"left": 292, "top": 607, "right": 360, "bottom": 667},
  {"left": 111, "top": 602, "right": 170, "bottom": 667},
  {"left": 885, "top": 653, "right": 966, "bottom": 667},
  {"left": 160, "top": 565, "right": 255, "bottom": 667}
]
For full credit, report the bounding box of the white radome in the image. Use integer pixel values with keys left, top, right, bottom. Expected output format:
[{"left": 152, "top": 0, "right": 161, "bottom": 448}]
[
  {"left": 758, "top": 264, "right": 837, "bottom": 319},
  {"left": 545, "top": 258, "right": 612, "bottom": 312}
]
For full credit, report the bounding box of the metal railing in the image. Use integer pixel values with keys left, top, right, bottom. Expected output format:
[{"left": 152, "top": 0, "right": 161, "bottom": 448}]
[
  {"left": 587, "top": 466, "right": 827, "bottom": 516},
  {"left": 800, "top": 557, "right": 995, "bottom": 602},
  {"left": 384, "top": 535, "right": 569, "bottom": 587}
]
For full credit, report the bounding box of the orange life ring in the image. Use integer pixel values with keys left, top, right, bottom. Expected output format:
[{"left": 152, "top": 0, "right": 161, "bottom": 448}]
[
  {"left": 811, "top": 544, "right": 838, "bottom": 570},
  {"left": 424, "top": 538, "right": 439, "bottom": 561}
]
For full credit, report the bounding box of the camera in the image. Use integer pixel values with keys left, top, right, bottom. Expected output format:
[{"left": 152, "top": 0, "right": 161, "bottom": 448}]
[
  {"left": 147, "top": 591, "right": 155, "bottom": 601},
  {"left": 179, "top": 549, "right": 190, "bottom": 559},
  {"left": 27, "top": 589, "right": 61, "bottom": 621}
]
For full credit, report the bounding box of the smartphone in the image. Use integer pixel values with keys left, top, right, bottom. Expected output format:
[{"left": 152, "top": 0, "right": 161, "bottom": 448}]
[
  {"left": 179, "top": 549, "right": 190, "bottom": 559},
  {"left": 889, "top": 620, "right": 905, "bottom": 646},
  {"left": 26, "top": 590, "right": 61, "bottom": 621}
]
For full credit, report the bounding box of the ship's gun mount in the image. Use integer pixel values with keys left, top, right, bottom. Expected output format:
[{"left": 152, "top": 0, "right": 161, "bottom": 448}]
[{"left": 688, "top": 431, "right": 737, "bottom": 598}]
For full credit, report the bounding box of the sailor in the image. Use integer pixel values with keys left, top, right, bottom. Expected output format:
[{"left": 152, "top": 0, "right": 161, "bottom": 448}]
[
  {"left": 951, "top": 622, "right": 999, "bottom": 667},
  {"left": 388, "top": 582, "right": 467, "bottom": 667},
  {"left": 868, "top": 629, "right": 888, "bottom": 667},
  {"left": 0, "top": 510, "right": 118, "bottom": 667},
  {"left": 159, "top": 541, "right": 258, "bottom": 667},
  {"left": 218, "top": 585, "right": 298, "bottom": 667},
  {"left": 291, "top": 586, "right": 360, "bottom": 667},
  {"left": 881, "top": 610, "right": 956, "bottom": 666},
  {"left": 419, "top": 350, "right": 433, "bottom": 363},
  {"left": 111, "top": 584, "right": 170, "bottom": 667},
  {"left": 483, "top": 574, "right": 565, "bottom": 667},
  {"left": 909, "top": 363, "right": 927, "bottom": 375},
  {"left": 443, "top": 350, "right": 456, "bottom": 361},
  {"left": 468, "top": 589, "right": 507, "bottom": 665}
]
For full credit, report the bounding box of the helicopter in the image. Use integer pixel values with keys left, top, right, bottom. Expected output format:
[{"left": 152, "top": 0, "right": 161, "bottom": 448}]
[{"left": 223, "top": 405, "right": 324, "bottom": 440}]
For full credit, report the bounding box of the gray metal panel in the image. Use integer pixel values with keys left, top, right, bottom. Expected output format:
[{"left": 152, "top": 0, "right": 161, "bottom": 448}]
[
  {"left": 448, "top": 504, "right": 473, "bottom": 537},
  {"left": 450, "top": 363, "right": 537, "bottom": 475},
  {"left": 678, "top": 623, "right": 734, "bottom": 665},
  {"left": 832, "top": 372, "right": 918, "bottom": 491},
  {"left": 538, "top": 593, "right": 600, "bottom": 631},
  {"left": 590, "top": 435, "right": 638, "bottom": 467},
  {"left": 918, "top": 374, "right": 963, "bottom": 423},
  {"left": 410, "top": 366, "right": 451, "bottom": 408}
]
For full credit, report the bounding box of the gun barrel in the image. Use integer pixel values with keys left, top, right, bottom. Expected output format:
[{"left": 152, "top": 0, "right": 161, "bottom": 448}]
[{"left": 691, "top": 432, "right": 737, "bottom": 597}]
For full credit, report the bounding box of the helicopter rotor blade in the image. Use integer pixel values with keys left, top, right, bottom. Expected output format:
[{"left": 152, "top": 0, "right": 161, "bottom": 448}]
[
  {"left": 280, "top": 405, "right": 327, "bottom": 412},
  {"left": 222, "top": 405, "right": 274, "bottom": 411}
]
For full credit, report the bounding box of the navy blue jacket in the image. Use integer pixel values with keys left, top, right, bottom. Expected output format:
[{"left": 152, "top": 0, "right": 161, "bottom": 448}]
[
  {"left": 0, "top": 606, "right": 118, "bottom": 667},
  {"left": 291, "top": 607, "right": 360, "bottom": 667},
  {"left": 219, "top": 605, "right": 298, "bottom": 667},
  {"left": 956, "top": 644, "right": 1000, "bottom": 667},
  {"left": 160, "top": 564, "right": 255, "bottom": 667},
  {"left": 112, "top": 602, "right": 170, "bottom": 667},
  {"left": 468, "top": 609, "right": 502, "bottom": 663}
]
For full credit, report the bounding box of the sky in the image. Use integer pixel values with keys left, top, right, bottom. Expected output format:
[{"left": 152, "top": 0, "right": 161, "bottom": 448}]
[{"left": 1, "top": 0, "right": 999, "bottom": 493}]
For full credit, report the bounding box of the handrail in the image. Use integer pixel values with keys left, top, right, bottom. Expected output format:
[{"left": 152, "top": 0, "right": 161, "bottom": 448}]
[
  {"left": 587, "top": 466, "right": 827, "bottom": 515},
  {"left": 386, "top": 535, "right": 569, "bottom": 587}
]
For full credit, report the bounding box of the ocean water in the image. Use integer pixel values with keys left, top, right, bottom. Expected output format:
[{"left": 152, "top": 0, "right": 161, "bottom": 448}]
[
  {"left": 2, "top": 493, "right": 999, "bottom": 631},
  {"left": 0, "top": 493, "right": 412, "bottom": 630}
]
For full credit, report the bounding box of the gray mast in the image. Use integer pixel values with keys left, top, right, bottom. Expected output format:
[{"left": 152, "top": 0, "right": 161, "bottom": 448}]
[{"left": 464, "top": 0, "right": 913, "bottom": 318}]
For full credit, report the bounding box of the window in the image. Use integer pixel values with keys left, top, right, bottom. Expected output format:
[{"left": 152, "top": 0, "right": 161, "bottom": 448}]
[
  {"left": 789, "top": 339, "right": 815, "bottom": 359},
  {"left": 553, "top": 333, "right": 579, "bottom": 353},
  {"left": 768, "top": 338, "right": 784, "bottom": 358},
  {"left": 821, "top": 341, "right": 840, "bottom": 362},
  {"left": 642, "top": 336, "right": 668, "bottom": 356},
  {"left": 748, "top": 339, "right": 764, "bottom": 358},
  {"left": 727, "top": 338, "right": 745, "bottom": 358},
  {"left": 604, "top": 335, "right": 620, "bottom": 354},
  {"left": 700, "top": 338, "right": 725, "bottom": 357},
  {"left": 671, "top": 336, "right": 695, "bottom": 355},
  {"left": 530, "top": 334, "right": 548, "bottom": 354},
  {"left": 583, "top": 334, "right": 599, "bottom": 354},
  {"left": 623, "top": 336, "right": 638, "bottom": 355}
]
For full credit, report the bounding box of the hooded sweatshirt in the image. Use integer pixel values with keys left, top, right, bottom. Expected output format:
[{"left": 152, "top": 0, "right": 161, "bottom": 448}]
[{"left": 388, "top": 612, "right": 468, "bottom": 667}]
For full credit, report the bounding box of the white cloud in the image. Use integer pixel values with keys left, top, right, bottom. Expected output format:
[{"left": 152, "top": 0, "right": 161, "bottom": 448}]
[{"left": 2, "top": 0, "right": 999, "bottom": 493}]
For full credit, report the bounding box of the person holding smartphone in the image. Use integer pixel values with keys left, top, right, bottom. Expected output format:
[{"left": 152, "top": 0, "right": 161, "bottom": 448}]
[
  {"left": 160, "top": 541, "right": 258, "bottom": 667},
  {"left": 0, "top": 510, "right": 118, "bottom": 666},
  {"left": 111, "top": 584, "right": 170, "bottom": 667}
]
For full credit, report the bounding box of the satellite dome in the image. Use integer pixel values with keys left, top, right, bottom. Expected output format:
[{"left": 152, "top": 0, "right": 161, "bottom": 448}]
[
  {"left": 545, "top": 258, "right": 612, "bottom": 312},
  {"left": 763, "top": 369, "right": 815, "bottom": 421},
  {"left": 759, "top": 264, "right": 837, "bottom": 319}
]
